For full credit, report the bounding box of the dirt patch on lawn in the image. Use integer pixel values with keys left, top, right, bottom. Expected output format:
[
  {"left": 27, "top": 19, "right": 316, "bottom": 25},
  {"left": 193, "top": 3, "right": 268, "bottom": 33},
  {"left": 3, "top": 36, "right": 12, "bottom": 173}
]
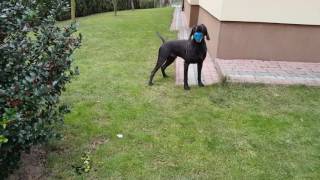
[
  {"left": 89, "top": 136, "right": 109, "bottom": 152},
  {"left": 8, "top": 136, "right": 109, "bottom": 179},
  {"left": 8, "top": 146, "right": 47, "bottom": 180}
]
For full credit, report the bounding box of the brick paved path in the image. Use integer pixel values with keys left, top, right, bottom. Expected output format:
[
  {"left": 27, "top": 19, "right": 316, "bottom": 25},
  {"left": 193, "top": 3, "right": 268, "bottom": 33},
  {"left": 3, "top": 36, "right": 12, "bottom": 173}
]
[
  {"left": 216, "top": 59, "right": 320, "bottom": 86},
  {"left": 171, "top": 7, "right": 320, "bottom": 86}
]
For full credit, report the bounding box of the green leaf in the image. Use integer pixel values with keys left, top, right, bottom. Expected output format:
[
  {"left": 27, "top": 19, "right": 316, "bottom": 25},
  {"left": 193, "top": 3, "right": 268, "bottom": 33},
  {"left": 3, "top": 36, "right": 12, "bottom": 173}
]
[{"left": 0, "top": 136, "right": 8, "bottom": 144}]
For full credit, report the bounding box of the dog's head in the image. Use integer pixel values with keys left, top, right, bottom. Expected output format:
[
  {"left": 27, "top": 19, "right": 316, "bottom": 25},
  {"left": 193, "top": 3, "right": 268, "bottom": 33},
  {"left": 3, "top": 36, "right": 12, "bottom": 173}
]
[{"left": 189, "top": 24, "right": 210, "bottom": 43}]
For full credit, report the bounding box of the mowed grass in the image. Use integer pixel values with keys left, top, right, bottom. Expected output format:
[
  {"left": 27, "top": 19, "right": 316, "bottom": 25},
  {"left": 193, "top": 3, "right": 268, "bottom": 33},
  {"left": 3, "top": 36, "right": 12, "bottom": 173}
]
[{"left": 47, "top": 8, "right": 320, "bottom": 179}]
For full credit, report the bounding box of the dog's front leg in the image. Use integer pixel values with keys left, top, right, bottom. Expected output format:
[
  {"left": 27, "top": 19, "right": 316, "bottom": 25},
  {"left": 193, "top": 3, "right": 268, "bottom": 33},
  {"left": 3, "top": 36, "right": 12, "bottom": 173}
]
[
  {"left": 184, "top": 62, "right": 190, "bottom": 90},
  {"left": 197, "top": 62, "right": 204, "bottom": 87}
]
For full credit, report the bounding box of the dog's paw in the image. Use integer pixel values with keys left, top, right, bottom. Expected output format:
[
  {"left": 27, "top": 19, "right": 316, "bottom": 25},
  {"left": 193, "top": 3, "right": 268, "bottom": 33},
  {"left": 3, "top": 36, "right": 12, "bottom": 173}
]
[
  {"left": 148, "top": 82, "right": 154, "bottom": 86},
  {"left": 163, "top": 75, "right": 169, "bottom": 78},
  {"left": 198, "top": 82, "right": 205, "bottom": 87},
  {"left": 184, "top": 86, "right": 190, "bottom": 90}
]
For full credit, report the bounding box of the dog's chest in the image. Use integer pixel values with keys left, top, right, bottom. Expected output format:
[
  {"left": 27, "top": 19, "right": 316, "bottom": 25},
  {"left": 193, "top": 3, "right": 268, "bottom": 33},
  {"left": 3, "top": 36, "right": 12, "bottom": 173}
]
[{"left": 186, "top": 44, "right": 207, "bottom": 62}]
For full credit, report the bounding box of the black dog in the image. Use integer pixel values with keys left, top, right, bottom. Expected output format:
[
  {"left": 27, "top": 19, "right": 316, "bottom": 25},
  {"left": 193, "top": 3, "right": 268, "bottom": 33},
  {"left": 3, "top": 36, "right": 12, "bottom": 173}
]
[{"left": 148, "top": 24, "right": 210, "bottom": 90}]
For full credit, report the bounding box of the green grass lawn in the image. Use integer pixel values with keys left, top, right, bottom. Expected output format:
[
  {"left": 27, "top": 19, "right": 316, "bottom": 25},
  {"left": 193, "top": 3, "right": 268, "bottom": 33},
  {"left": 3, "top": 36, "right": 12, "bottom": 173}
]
[{"left": 47, "top": 8, "right": 320, "bottom": 179}]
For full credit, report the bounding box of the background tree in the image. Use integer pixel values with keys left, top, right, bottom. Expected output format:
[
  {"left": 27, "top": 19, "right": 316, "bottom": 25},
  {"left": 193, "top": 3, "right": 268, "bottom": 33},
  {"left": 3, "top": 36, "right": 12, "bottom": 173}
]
[
  {"left": 71, "top": 0, "right": 76, "bottom": 20},
  {"left": 112, "top": 0, "right": 118, "bottom": 16},
  {"left": 130, "top": 0, "right": 135, "bottom": 10}
]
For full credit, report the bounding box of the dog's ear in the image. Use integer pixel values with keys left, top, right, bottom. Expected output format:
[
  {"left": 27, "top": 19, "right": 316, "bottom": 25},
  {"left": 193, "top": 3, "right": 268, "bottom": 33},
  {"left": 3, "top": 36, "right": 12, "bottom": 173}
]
[
  {"left": 189, "top": 26, "right": 196, "bottom": 40},
  {"left": 201, "top": 24, "right": 210, "bottom": 40}
]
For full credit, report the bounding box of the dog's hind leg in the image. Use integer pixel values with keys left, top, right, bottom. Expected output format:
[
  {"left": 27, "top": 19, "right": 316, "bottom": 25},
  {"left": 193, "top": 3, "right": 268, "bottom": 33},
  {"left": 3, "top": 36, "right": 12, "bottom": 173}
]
[
  {"left": 149, "top": 57, "right": 166, "bottom": 86},
  {"left": 161, "top": 56, "right": 176, "bottom": 78}
]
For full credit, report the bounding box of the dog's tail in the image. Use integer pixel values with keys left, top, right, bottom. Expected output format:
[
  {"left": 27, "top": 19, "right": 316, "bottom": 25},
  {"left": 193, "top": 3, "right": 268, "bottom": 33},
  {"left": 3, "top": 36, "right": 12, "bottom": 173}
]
[{"left": 156, "top": 32, "right": 166, "bottom": 44}]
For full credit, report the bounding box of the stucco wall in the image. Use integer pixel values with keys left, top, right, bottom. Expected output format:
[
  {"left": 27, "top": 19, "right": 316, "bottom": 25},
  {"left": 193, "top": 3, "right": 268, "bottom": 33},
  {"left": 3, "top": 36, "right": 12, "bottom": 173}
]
[
  {"left": 194, "top": 0, "right": 320, "bottom": 25},
  {"left": 187, "top": 0, "right": 199, "bottom": 5},
  {"left": 217, "top": 22, "right": 320, "bottom": 62},
  {"left": 184, "top": 0, "right": 199, "bottom": 27},
  {"left": 196, "top": 7, "right": 221, "bottom": 60},
  {"left": 198, "top": 0, "right": 224, "bottom": 20},
  {"left": 221, "top": 0, "right": 320, "bottom": 25},
  {"left": 184, "top": 1, "right": 320, "bottom": 62}
]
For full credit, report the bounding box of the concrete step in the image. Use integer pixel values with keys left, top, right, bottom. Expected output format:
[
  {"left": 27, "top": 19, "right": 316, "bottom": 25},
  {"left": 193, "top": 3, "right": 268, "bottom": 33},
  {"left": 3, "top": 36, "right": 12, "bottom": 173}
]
[
  {"left": 175, "top": 54, "right": 222, "bottom": 85},
  {"left": 171, "top": 7, "right": 222, "bottom": 86}
]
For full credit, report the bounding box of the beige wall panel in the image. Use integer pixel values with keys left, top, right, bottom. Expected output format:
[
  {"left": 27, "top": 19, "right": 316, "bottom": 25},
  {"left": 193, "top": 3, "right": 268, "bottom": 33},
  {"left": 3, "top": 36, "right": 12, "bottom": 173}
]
[
  {"left": 218, "top": 22, "right": 320, "bottom": 62},
  {"left": 197, "top": 7, "right": 221, "bottom": 59},
  {"left": 184, "top": 0, "right": 199, "bottom": 27}
]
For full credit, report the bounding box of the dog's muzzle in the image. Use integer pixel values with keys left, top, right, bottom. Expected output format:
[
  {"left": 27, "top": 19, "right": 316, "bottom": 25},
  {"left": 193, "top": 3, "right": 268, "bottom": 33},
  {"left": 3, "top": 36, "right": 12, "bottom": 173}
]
[{"left": 193, "top": 32, "right": 203, "bottom": 43}]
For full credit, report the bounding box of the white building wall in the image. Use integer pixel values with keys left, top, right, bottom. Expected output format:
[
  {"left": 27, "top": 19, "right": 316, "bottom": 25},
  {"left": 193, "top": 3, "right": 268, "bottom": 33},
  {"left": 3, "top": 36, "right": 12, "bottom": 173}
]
[
  {"left": 190, "top": 0, "right": 320, "bottom": 25},
  {"left": 187, "top": 0, "right": 199, "bottom": 5},
  {"left": 198, "top": 0, "right": 224, "bottom": 20}
]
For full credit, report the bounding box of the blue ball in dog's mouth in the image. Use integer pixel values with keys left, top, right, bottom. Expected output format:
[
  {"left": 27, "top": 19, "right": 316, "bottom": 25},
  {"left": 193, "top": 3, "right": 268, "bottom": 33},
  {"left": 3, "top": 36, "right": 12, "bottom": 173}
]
[{"left": 193, "top": 32, "right": 204, "bottom": 43}]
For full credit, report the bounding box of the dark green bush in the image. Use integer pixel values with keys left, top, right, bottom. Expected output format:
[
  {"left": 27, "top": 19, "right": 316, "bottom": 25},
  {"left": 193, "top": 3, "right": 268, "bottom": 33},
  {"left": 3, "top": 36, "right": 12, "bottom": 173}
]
[
  {"left": 0, "top": 0, "right": 81, "bottom": 177},
  {"left": 57, "top": 0, "right": 158, "bottom": 20}
]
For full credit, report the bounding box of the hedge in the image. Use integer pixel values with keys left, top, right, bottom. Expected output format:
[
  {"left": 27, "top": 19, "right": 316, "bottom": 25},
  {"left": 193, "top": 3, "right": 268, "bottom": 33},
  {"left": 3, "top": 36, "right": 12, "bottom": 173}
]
[
  {"left": 0, "top": 0, "right": 81, "bottom": 177},
  {"left": 58, "top": 0, "right": 160, "bottom": 20}
]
